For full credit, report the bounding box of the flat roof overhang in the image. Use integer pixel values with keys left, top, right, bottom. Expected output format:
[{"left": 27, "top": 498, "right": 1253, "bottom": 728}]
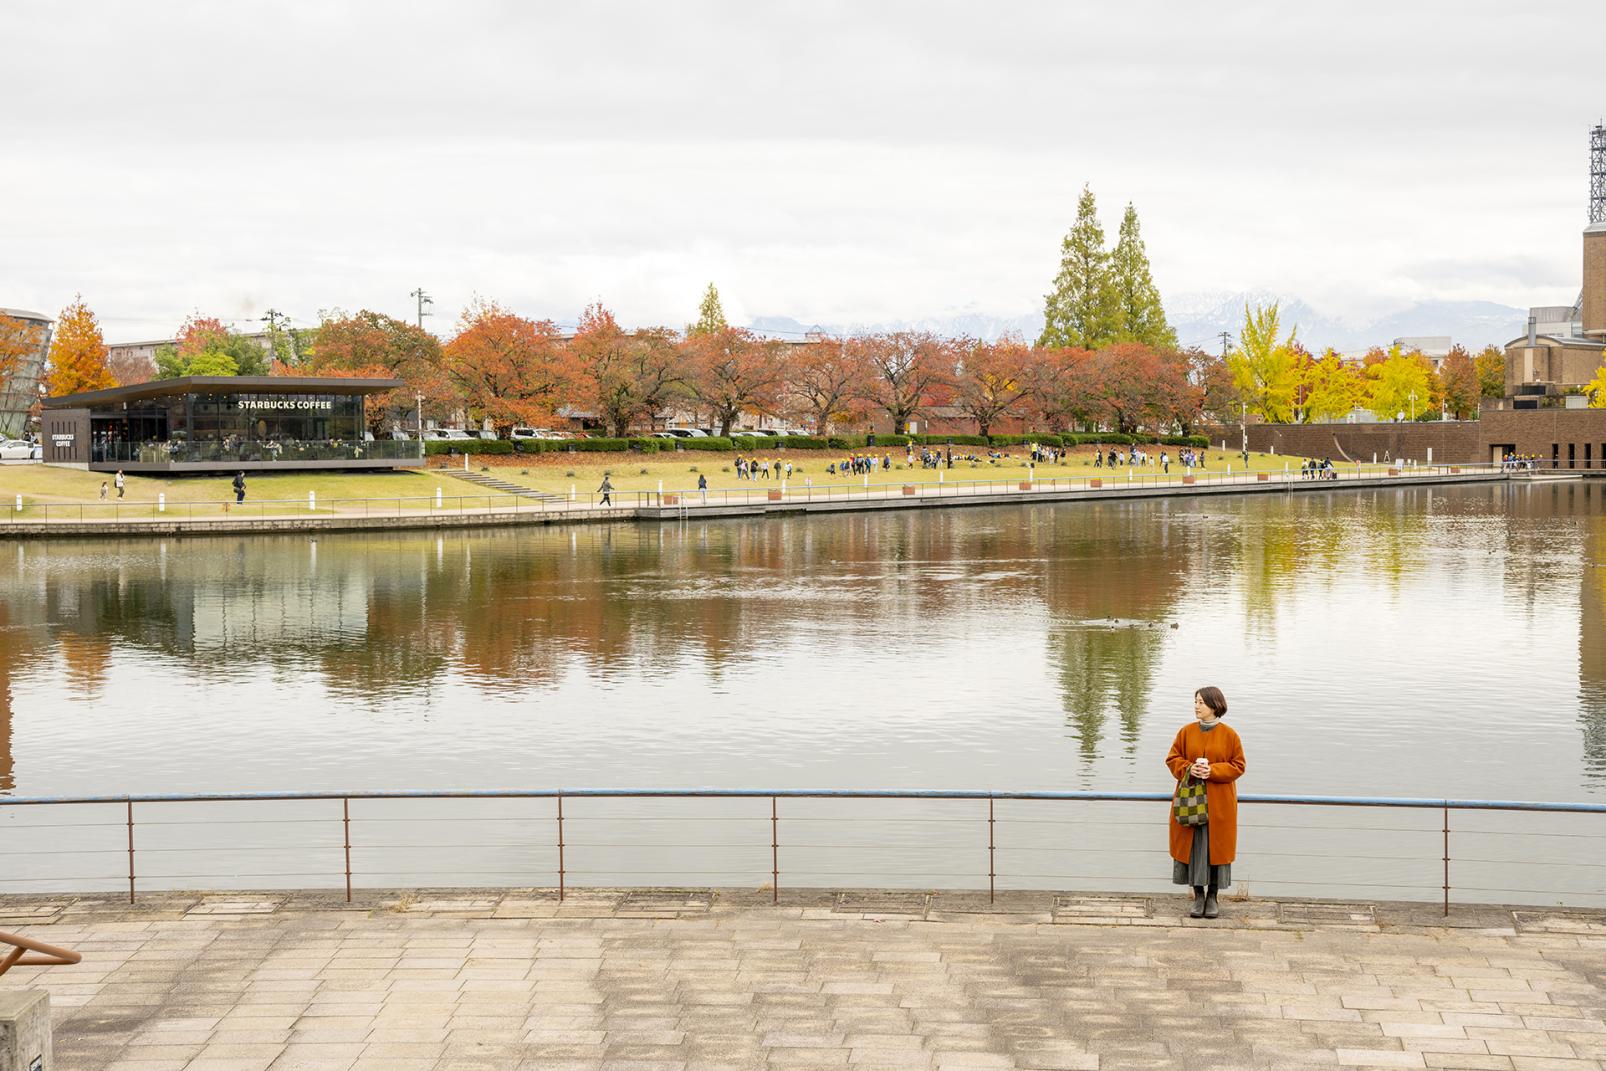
[
  {"left": 86, "top": 457, "right": 417, "bottom": 474},
  {"left": 44, "top": 375, "right": 405, "bottom": 409}
]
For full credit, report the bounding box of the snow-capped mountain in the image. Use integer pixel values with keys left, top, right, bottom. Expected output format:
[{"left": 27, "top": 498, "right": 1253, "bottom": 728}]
[{"left": 751, "top": 294, "right": 1527, "bottom": 353}]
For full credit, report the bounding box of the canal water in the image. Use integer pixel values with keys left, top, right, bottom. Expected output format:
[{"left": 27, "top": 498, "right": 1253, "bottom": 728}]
[{"left": 2, "top": 481, "right": 1603, "bottom": 904}]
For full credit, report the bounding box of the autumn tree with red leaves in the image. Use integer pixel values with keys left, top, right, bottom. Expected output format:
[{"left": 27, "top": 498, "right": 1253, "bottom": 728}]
[
  {"left": 686, "top": 327, "right": 789, "bottom": 436},
  {"left": 571, "top": 304, "right": 688, "bottom": 436},
  {"left": 442, "top": 299, "right": 581, "bottom": 437},
  {"left": 954, "top": 337, "right": 1034, "bottom": 436},
  {"left": 787, "top": 335, "right": 872, "bottom": 435},
  {"left": 860, "top": 331, "right": 952, "bottom": 435},
  {"left": 309, "top": 309, "right": 446, "bottom": 434},
  {"left": 0, "top": 313, "right": 48, "bottom": 389}
]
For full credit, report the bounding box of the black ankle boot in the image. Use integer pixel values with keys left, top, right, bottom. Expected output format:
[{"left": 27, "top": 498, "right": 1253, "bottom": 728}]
[
  {"left": 1203, "top": 888, "right": 1219, "bottom": 918},
  {"left": 1189, "top": 887, "right": 1206, "bottom": 918}
]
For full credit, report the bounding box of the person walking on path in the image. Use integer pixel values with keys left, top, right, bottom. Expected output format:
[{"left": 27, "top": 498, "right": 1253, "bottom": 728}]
[
  {"left": 697, "top": 473, "right": 708, "bottom": 503},
  {"left": 597, "top": 473, "right": 613, "bottom": 507},
  {"left": 99, "top": 480, "right": 108, "bottom": 501},
  {"left": 232, "top": 471, "right": 246, "bottom": 504},
  {"left": 114, "top": 470, "right": 125, "bottom": 498},
  {"left": 1165, "top": 686, "right": 1245, "bottom": 919}
]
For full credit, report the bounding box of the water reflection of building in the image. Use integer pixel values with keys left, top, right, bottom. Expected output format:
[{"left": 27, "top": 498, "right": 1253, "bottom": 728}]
[{"left": 1580, "top": 484, "right": 1606, "bottom": 780}]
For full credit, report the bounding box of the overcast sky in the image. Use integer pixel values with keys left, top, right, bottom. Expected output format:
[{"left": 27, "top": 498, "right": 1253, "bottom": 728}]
[{"left": 5, "top": 0, "right": 1604, "bottom": 342}]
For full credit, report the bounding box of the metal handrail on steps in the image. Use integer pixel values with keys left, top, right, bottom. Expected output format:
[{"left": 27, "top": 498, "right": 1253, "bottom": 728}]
[{"left": 0, "top": 930, "right": 81, "bottom": 977}]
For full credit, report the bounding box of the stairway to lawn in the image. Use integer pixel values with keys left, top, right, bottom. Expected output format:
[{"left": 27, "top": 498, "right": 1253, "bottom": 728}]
[{"left": 446, "top": 469, "right": 570, "bottom": 504}]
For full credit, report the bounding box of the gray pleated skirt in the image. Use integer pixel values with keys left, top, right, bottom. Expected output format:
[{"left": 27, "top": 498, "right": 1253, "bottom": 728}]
[{"left": 1171, "top": 823, "right": 1232, "bottom": 888}]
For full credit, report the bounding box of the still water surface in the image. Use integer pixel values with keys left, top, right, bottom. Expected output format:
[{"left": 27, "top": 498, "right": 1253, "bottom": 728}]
[{"left": 2, "top": 482, "right": 1603, "bottom": 900}]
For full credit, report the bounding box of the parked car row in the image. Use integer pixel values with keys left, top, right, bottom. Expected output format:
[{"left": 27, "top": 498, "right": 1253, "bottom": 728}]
[{"left": 650, "top": 428, "right": 809, "bottom": 440}]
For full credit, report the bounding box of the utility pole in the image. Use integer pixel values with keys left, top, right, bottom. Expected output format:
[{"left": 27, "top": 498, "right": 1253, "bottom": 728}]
[
  {"left": 409, "top": 288, "right": 434, "bottom": 329},
  {"left": 260, "top": 309, "right": 289, "bottom": 331},
  {"left": 1218, "top": 331, "right": 1233, "bottom": 357}
]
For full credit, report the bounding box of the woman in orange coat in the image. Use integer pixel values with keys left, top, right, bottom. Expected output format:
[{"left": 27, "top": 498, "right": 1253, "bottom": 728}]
[{"left": 1165, "top": 686, "right": 1246, "bottom": 919}]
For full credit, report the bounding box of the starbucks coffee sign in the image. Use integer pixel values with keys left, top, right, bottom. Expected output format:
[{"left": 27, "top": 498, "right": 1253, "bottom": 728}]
[{"left": 236, "top": 399, "right": 334, "bottom": 411}]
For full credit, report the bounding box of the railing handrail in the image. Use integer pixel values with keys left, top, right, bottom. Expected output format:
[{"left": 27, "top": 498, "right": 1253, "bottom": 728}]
[{"left": 2, "top": 787, "right": 1602, "bottom": 813}]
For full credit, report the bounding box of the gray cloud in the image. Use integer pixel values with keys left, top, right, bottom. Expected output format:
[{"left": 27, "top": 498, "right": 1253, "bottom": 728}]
[{"left": 3, "top": 0, "right": 1603, "bottom": 339}]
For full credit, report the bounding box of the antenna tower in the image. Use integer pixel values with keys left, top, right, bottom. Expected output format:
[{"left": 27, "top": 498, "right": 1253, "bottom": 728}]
[{"left": 1592, "top": 124, "right": 1606, "bottom": 224}]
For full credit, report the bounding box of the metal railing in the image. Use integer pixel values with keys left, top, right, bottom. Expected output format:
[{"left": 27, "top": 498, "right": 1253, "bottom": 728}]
[
  {"left": 91, "top": 439, "right": 423, "bottom": 464},
  {"left": 2, "top": 462, "right": 1517, "bottom": 524},
  {"left": 0, "top": 789, "right": 1600, "bottom": 913},
  {"left": 0, "top": 930, "right": 80, "bottom": 978}
]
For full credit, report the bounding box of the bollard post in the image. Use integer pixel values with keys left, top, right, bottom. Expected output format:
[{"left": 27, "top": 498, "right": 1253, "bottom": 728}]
[
  {"left": 569, "top": 484, "right": 576, "bottom": 503},
  {"left": 308, "top": 490, "right": 316, "bottom": 511},
  {"left": 0, "top": 989, "right": 51, "bottom": 1071},
  {"left": 435, "top": 487, "right": 442, "bottom": 509},
  {"left": 13, "top": 495, "right": 19, "bottom": 513},
  {"left": 158, "top": 493, "right": 165, "bottom": 513}
]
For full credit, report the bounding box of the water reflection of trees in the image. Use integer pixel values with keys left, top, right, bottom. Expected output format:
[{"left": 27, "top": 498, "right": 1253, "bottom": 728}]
[{"left": 4, "top": 480, "right": 1605, "bottom": 785}]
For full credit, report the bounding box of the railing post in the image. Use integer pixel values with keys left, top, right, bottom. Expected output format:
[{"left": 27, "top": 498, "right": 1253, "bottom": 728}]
[
  {"left": 556, "top": 794, "right": 565, "bottom": 901},
  {"left": 770, "top": 796, "right": 779, "bottom": 904},
  {"left": 987, "top": 796, "right": 996, "bottom": 903},
  {"left": 126, "top": 799, "right": 136, "bottom": 904},
  {"left": 342, "top": 797, "right": 352, "bottom": 903},
  {"left": 1442, "top": 802, "right": 1450, "bottom": 917}
]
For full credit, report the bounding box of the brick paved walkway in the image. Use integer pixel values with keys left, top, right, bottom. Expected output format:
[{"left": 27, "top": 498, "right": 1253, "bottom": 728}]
[{"left": 3, "top": 889, "right": 1604, "bottom": 1071}]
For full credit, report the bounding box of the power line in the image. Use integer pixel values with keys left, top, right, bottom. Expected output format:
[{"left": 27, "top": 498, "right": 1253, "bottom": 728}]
[{"left": 409, "top": 288, "right": 434, "bottom": 329}]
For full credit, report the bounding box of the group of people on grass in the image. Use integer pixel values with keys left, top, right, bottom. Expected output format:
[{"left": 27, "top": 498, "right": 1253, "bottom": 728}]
[{"left": 735, "top": 456, "right": 793, "bottom": 480}]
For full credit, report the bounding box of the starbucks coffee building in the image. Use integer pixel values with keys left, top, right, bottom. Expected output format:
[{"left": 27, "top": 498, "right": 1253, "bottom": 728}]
[{"left": 41, "top": 376, "right": 419, "bottom": 472}]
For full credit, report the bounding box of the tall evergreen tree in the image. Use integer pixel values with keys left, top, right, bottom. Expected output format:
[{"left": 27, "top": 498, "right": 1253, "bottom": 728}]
[
  {"left": 1039, "top": 185, "right": 1120, "bottom": 349},
  {"left": 690, "top": 282, "right": 728, "bottom": 336},
  {"left": 1110, "top": 203, "right": 1177, "bottom": 349},
  {"left": 45, "top": 295, "right": 114, "bottom": 396}
]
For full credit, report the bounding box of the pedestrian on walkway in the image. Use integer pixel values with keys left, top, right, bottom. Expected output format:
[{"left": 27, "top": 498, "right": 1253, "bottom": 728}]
[
  {"left": 114, "top": 470, "right": 125, "bottom": 498},
  {"left": 597, "top": 473, "right": 613, "bottom": 507},
  {"left": 99, "top": 480, "right": 108, "bottom": 501},
  {"left": 1165, "top": 686, "right": 1245, "bottom": 919},
  {"left": 232, "top": 471, "right": 246, "bottom": 504},
  {"left": 697, "top": 473, "right": 708, "bottom": 502}
]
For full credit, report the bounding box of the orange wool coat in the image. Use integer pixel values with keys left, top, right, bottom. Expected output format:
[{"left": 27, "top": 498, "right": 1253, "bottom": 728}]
[{"left": 1165, "top": 721, "right": 1246, "bottom": 866}]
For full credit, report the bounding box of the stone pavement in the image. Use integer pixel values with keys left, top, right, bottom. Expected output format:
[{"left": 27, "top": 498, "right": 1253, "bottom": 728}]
[{"left": 2, "top": 888, "right": 1604, "bottom": 1071}]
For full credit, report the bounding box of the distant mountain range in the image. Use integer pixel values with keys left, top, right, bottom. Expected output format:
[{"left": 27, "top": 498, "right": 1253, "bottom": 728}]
[{"left": 750, "top": 293, "right": 1529, "bottom": 354}]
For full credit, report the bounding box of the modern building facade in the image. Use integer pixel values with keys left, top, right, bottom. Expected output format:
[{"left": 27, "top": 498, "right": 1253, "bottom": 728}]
[
  {"left": 0, "top": 308, "right": 53, "bottom": 439},
  {"left": 41, "top": 376, "right": 420, "bottom": 472},
  {"left": 1502, "top": 125, "right": 1606, "bottom": 403}
]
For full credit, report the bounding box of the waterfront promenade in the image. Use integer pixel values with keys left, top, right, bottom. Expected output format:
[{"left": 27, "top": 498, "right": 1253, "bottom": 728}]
[
  {"left": 4, "top": 888, "right": 1605, "bottom": 1071},
  {"left": 0, "top": 467, "right": 1524, "bottom": 540}
]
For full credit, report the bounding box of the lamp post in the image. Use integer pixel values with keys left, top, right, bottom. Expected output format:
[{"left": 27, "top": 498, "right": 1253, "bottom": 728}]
[
  {"left": 1408, "top": 390, "right": 1417, "bottom": 422},
  {"left": 416, "top": 393, "right": 424, "bottom": 442},
  {"left": 1239, "top": 401, "right": 1247, "bottom": 458}
]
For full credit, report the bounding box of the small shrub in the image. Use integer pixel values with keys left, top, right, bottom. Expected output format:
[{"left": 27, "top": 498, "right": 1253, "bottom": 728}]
[
  {"left": 564, "top": 470, "right": 576, "bottom": 477},
  {"left": 520, "top": 469, "right": 530, "bottom": 475}
]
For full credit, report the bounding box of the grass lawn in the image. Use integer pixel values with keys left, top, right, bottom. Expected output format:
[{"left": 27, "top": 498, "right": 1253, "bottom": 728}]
[
  {"left": 0, "top": 445, "right": 1381, "bottom": 516},
  {"left": 0, "top": 465, "right": 467, "bottom": 517},
  {"left": 448, "top": 445, "right": 1348, "bottom": 495}
]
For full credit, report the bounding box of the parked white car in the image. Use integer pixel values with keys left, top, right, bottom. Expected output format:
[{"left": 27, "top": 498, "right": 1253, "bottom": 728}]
[
  {"left": 424, "top": 428, "right": 476, "bottom": 441},
  {"left": 0, "top": 439, "right": 40, "bottom": 460}
]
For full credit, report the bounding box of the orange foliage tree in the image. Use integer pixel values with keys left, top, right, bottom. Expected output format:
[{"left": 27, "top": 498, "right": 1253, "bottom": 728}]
[
  {"left": 441, "top": 299, "right": 581, "bottom": 436},
  {"left": 859, "top": 331, "right": 953, "bottom": 434},
  {"left": 954, "top": 337, "right": 1034, "bottom": 436},
  {"left": 786, "top": 334, "right": 872, "bottom": 435},
  {"left": 1439, "top": 344, "right": 1480, "bottom": 420},
  {"left": 44, "top": 295, "right": 114, "bottom": 397},
  {"left": 570, "top": 304, "right": 687, "bottom": 436},
  {"left": 310, "top": 309, "right": 447, "bottom": 433},
  {"left": 0, "top": 312, "right": 48, "bottom": 387},
  {"left": 685, "top": 327, "right": 789, "bottom": 436}
]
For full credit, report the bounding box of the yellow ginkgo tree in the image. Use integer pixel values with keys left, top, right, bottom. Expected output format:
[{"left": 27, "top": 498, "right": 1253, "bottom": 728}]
[{"left": 1585, "top": 354, "right": 1606, "bottom": 408}]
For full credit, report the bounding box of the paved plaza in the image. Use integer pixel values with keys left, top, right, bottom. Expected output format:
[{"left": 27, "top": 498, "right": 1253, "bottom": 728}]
[{"left": 3, "top": 888, "right": 1605, "bottom": 1071}]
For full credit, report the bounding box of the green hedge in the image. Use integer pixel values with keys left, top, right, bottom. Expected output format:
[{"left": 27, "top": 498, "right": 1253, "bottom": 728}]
[{"left": 424, "top": 439, "right": 514, "bottom": 456}]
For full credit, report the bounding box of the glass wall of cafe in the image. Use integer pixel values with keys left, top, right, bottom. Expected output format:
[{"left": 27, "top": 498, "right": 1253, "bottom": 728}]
[{"left": 90, "top": 391, "right": 366, "bottom": 461}]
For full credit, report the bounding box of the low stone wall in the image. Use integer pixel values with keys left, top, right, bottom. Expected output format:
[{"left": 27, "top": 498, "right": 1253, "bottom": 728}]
[{"left": 1204, "top": 408, "right": 1606, "bottom": 467}]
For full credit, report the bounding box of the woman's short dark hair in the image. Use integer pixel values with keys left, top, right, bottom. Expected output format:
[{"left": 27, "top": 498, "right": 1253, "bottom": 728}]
[{"left": 1195, "top": 686, "right": 1228, "bottom": 718}]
